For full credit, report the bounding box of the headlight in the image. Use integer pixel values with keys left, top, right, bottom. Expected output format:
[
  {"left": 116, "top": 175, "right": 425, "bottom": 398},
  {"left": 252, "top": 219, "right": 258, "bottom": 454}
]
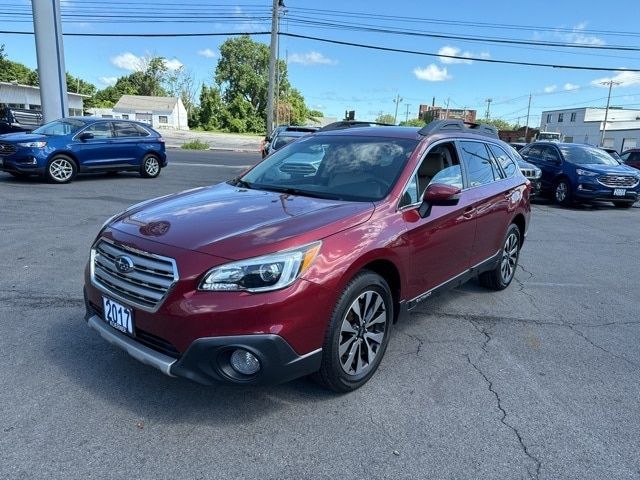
[
  {"left": 199, "top": 242, "right": 322, "bottom": 293},
  {"left": 17, "top": 141, "right": 47, "bottom": 148},
  {"left": 576, "top": 168, "right": 597, "bottom": 177},
  {"left": 532, "top": 168, "right": 542, "bottom": 179}
]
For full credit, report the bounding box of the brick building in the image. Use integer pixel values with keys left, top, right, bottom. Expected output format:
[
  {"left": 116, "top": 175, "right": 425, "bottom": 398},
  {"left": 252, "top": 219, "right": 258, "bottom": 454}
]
[{"left": 418, "top": 104, "right": 477, "bottom": 123}]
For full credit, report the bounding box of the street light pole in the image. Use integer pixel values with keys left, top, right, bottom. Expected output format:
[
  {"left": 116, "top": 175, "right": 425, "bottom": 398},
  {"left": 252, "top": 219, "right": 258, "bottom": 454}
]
[
  {"left": 266, "top": 0, "right": 281, "bottom": 135},
  {"left": 524, "top": 93, "right": 532, "bottom": 142},
  {"left": 600, "top": 80, "right": 620, "bottom": 146},
  {"left": 405, "top": 104, "right": 411, "bottom": 122},
  {"left": 393, "top": 94, "right": 403, "bottom": 124}
]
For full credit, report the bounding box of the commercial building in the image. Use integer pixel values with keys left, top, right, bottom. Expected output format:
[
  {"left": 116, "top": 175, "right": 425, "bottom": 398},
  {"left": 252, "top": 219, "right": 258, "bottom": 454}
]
[
  {"left": 0, "top": 81, "right": 87, "bottom": 116},
  {"left": 114, "top": 95, "right": 188, "bottom": 130},
  {"left": 418, "top": 104, "right": 477, "bottom": 123},
  {"left": 540, "top": 107, "right": 640, "bottom": 153}
]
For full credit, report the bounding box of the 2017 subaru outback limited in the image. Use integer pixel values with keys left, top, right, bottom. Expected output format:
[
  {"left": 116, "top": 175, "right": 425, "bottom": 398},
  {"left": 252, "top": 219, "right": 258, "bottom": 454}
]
[{"left": 84, "top": 120, "right": 531, "bottom": 392}]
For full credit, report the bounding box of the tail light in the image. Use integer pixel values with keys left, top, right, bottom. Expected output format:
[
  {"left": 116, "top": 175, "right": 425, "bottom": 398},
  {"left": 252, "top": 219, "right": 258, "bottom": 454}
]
[{"left": 158, "top": 137, "right": 165, "bottom": 143}]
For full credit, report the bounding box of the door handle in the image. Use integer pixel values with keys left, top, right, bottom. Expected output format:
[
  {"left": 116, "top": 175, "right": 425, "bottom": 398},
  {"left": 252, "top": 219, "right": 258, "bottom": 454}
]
[{"left": 463, "top": 207, "right": 476, "bottom": 219}]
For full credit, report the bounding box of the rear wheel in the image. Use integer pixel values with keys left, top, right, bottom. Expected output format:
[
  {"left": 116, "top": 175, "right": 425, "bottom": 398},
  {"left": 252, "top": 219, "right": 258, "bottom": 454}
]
[
  {"left": 45, "top": 155, "right": 77, "bottom": 184},
  {"left": 554, "top": 178, "right": 572, "bottom": 206},
  {"left": 140, "top": 154, "right": 161, "bottom": 178},
  {"left": 612, "top": 201, "right": 635, "bottom": 208},
  {"left": 315, "top": 271, "right": 393, "bottom": 392},
  {"left": 479, "top": 224, "right": 521, "bottom": 291}
]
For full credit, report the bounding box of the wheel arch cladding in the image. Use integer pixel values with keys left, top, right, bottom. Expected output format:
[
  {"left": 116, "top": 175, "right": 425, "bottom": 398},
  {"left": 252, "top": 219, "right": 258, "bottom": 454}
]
[
  {"left": 360, "top": 259, "right": 402, "bottom": 322},
  {"left": 512, "top": 213, "right": 526, "bottom": 244}
]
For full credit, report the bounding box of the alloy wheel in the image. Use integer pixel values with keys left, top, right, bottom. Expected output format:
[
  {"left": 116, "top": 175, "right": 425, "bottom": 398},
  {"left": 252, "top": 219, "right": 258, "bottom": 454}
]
[
  {"left": 339, "top": 290, "right": 387, "bottom": 376},
  {"left": 555, "top": 182, "right": 568, "bottom": 203},
  {"left": 144, "top": 156, "right": 160, "bottom": 176},
  {"left": 49, "top": 158, "right": 74, "bottom": 182},
  {"left": 500, "top": 232, "right": 519, "bottom": 283}
]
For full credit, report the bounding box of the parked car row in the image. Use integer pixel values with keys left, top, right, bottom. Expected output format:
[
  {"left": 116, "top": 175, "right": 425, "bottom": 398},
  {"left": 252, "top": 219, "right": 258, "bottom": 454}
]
[{"left": 0, "top": 117, "right": 167, "bottom": 183}]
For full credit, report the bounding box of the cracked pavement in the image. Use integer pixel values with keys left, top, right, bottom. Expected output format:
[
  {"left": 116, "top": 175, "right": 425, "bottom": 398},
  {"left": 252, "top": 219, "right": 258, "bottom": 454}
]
[{"left": 1, "top": 152, "right": 639, "bottom": 480}]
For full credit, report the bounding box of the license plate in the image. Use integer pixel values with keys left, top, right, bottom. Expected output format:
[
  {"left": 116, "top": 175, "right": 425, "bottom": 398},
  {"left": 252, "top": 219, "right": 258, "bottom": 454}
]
[
  {"left": 102, "top": 297, "right": 134, "bottom": 335},
  {"left": 613, "top": 188, "right": 626, "bottom": 197}
]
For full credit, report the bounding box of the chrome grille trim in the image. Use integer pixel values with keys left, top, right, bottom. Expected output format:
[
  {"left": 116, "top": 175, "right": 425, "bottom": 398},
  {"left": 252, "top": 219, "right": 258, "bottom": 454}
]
[
  {"left": 91, "top": 238, "right": 179, "bottom": 312},
  {"left": 597, "top": 175, "right": 639, "bottom": 188},
  {"left": 0, "top": 142, "right": 17, "bottom": 155}
]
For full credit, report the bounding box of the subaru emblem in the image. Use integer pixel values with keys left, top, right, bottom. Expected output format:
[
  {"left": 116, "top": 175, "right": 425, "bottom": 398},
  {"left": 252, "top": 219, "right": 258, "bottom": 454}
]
[{"left": 114, "top": 255, "right": 135, "bottom": 274}]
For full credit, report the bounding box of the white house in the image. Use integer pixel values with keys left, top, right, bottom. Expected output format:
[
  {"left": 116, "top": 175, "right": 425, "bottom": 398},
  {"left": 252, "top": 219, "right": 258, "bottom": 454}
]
[
  {"left": 0, "top": 81, "right": 87, "bottom": 116},
  {"left": 540, "top": 107, "right": 640, "bottom": 153},
  {"left": 111, "top": 95, "right": 189, "bottom": 131}
]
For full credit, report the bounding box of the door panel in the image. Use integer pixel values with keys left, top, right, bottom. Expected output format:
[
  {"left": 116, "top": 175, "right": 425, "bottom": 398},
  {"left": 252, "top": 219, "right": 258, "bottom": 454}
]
[
  {"left": 72, "top": 122, "right": 115, "bottom": 169},
  {"left": 110, "top": 122, "right": 144, "bottom": 166}
]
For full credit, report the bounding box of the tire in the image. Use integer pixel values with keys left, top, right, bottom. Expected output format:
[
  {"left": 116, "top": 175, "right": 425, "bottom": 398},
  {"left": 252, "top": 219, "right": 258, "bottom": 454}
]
[
  {"left": 45, "top": 155, "right": 77, "bottom": 184},
  {"left": 554, "top": 178, "right": 573, "bottom": 206},
  {"left": 612, "top": 201, "right": 634, "bottom": 208},
  {"left": 479, "top": 224, "right": 521, "bottom": 291},
  {"left": 314, "top": 271, "right": 394, "bottom": 393},
  {"left": 9, "top": 172, "right": 30, "bottom": 178},
  {"left": 140, "top": 154, "right": 161, "bottom": 178}
]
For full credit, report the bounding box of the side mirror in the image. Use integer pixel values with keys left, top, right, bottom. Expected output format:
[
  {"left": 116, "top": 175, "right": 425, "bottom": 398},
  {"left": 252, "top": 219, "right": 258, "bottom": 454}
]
[
  {"left": 419, "top": 183, "right": 461, "bottom": 217},
  {"left": 78, "top": 132, "right": 94, "bottom": 141}
]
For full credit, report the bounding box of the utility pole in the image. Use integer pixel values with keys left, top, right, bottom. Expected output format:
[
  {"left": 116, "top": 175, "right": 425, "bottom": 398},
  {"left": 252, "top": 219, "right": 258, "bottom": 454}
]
[
  {"left": 485, "top": 98, "right": 492, "bottom": 121},
  {"left": 524, "top": 93, "right": 532, "bottom": 142},
  {"left": 600, "top": 80, "right": 620, "bottom": 146},
  {"left": 266, "top": 0, "right": 281, "bottom": 134},
  {"left": 393, "top": 94, "right": 403, "bottom": 124},
  {"left": 444, "top": 97, "right": 450, "bottom": 119},
  {"left": 404, "top": 104, "right": 411, "bottom": 122}
]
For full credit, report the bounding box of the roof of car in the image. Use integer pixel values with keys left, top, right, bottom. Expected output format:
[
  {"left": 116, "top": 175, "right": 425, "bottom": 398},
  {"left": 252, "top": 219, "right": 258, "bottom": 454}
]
[{"left": 315, "top": 126, "right": 422, "bottom": 139}]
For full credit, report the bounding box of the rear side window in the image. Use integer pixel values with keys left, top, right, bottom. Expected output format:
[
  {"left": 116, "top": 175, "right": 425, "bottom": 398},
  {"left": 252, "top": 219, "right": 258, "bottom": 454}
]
[
  {"left": 488, "top": 144, "right": 518, "bottom": 178},
  {"left": 459, "top": 141, "right": 503, "bottom": 187}
]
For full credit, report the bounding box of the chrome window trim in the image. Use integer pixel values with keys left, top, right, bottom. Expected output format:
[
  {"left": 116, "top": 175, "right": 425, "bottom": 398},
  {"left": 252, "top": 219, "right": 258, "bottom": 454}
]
[{"left": 90, "top": 237, "right": 180, "bottom": 313}]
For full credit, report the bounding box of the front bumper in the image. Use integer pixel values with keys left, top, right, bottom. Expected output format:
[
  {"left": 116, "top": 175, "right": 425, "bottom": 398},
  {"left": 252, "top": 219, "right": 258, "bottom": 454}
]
[
  {"left": 86, "top": 310, "right": 322, "bottom": 385},
  {"left": 0, "top": 150, "right": 47, "bottom": 174},
  {"left": 574, "top": 183, "right": 639, "bottom": 203}
]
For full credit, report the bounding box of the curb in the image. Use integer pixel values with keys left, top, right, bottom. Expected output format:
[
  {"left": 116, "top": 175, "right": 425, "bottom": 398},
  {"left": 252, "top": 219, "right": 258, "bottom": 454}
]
[{"left": 167, "top": 145, "right": 259, "bottom": 154}]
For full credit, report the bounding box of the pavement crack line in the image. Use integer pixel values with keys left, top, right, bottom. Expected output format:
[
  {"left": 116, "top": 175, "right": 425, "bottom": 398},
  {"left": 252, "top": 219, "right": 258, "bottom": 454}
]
[
  {"left": 565, "top": 324, "right": 640, "bottom": 369},
  {"left": 465, "top": 354, "right": 542, "bottom": 480},
  {"left": 468, "top": 319, "right": 492, "bottom": 353}
]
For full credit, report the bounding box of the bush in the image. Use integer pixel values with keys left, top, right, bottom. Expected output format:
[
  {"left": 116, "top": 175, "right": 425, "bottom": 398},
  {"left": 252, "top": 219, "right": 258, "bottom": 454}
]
[{"left": 181, "top": 139, "right": 210, "bottom": 150}]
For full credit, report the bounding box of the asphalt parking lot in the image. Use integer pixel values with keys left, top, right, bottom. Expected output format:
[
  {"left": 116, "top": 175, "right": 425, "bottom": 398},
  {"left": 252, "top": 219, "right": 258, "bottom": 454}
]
[{"left": 1, "top": 149, "right": 639, "bottom": 480}]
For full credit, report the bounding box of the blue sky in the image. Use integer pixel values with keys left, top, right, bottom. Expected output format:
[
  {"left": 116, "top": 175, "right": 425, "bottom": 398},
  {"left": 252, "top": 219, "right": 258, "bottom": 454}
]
[{"left": 2, "top": 0, "right": 640, "bottom": 125}]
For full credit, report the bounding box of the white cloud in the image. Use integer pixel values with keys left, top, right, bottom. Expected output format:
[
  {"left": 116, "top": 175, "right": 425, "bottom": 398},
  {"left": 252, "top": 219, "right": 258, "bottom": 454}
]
[
  {"left": 111, "top": 52, "right": 183, "bottom": 72},
  {"left": 288, "top": 51, "right": 337, "bottom": 66},
  {"left": 591, "top": 71, "right": 640, "bottom": 88},
  {"left": 437, "top": 46, "right": 490, "bottom": 64},
  {"left": 197, "top": 48, "right": 217, "bottom": 59},
  {"left": 564, "top": 83, "right": 580, "bottom": 91},
  {"left": 413, "top": 64, "right": 451, "bottom": 82},
  {"left": 544, "top": 85, "right": 558, "bottom": 93},
  {"left": 111, "top": 52, "right": 144, "bottom": 71},
  {"left": 562, "top": 22, "right": 605, "bottom": 46},
  {"left": 163, "top": 58, "right": 183, "bottom": 71},
  {"left": 99, "top": 76, "right": 118, "bottom": 87}
]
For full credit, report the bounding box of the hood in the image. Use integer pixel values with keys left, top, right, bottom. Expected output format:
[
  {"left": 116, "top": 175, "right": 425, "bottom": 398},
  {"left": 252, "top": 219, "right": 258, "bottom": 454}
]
[
  {"left": 577, "top": 163, "right": 639, "bottom": 175},
  {"left": 0, "top": 132, "right": 47, "bottom": 143},
  {"left": 110, "top": 182, "right": 375, "bottom": 259}
]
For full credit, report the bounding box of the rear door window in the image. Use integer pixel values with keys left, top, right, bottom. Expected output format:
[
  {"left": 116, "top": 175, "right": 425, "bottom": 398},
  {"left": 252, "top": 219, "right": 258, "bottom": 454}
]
[{"left": 459, "top": 141, "right": 502, "bottom": 187}]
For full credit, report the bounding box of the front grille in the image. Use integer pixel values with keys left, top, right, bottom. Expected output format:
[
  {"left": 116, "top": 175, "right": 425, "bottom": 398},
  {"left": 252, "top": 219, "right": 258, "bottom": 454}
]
[
  {"left": 597, "top": 175, "right": 639, "bottom": 188},
  {"left": 89, "top": 300, "right": 181, "bottom": 358},
  {"left": 519, "top": 168, "right": 539, "bottom": 179},
  {"left": 92, "top": 238, "right": 178, "bottom": 311},
  {"left": 0, "top": 142, "right": 17, "bottom": 155}
]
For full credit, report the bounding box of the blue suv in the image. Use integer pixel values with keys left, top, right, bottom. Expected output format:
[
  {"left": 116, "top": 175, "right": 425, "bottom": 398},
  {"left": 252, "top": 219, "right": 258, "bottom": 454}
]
[
  {"left": 519, "top": 142, "right": 640, "bottom": 208},
  {"left": 0, "top": 117, "right": 167, "bottom": 183}
]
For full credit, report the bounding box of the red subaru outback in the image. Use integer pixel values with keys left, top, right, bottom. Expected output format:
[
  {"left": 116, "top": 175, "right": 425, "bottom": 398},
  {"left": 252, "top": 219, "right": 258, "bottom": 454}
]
[{"left": 84, "top": 120, "right": 531, "bottom": 392}]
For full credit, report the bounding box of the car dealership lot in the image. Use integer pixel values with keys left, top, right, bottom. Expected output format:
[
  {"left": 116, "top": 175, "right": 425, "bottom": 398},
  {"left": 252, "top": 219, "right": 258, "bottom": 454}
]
[{"left": 1, "top": 150, "right": 639, "bottom": 480}]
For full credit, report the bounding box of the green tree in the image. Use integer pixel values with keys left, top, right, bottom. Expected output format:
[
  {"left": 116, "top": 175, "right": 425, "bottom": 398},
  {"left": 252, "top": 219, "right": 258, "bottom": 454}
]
[
  {"left": 375, "top": 113, "right": 396, "bottom": 125},
  {"left": 196, "top": 84, "right": 226, "bottom": 130},
  {"left": 482, "top": 118, "right": 516, "bottom": 131},
  {"left": 399, "top": 118, "right": 426, "bottom": 127}
]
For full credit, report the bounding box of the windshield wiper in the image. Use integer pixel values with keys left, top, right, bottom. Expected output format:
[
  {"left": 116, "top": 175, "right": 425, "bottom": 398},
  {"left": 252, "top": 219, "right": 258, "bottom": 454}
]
[
  {"left": 229, "top": 178, "right": 253, "bottom": 189},
  {"left": 256, "top": 185, "right": 343, "bottom": 200}
]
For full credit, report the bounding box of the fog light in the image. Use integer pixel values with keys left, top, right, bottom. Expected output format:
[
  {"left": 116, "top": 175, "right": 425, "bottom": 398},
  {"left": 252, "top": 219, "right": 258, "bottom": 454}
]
[{"left": 230, "top": 349, "right": 261, "bottom": 375}]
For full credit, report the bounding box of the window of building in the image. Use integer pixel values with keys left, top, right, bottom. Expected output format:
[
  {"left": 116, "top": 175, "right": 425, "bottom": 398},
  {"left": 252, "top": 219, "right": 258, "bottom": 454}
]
[
  {"left": 558, "top": 113, "right": 564, "bottom": 122},
  {"left": 546, "top": 114, "right": 552, "bottom": 123},
  {"left": 159, "top": 115, "right": 168, "bottom": 124},
  {"left": 101, "top": 114, "right": 113, "bottom": 119},
  {"left": 570, "top": 112, "right": 576, "bottom": 122},
  {"left": 459, "top": 141, "right": 502, "bottom": 187},
  {"left": 29, "top": 104, "right": 41, "bottom": 111},
  {"left": 7, "top": 103, "right": 25, "bottom": 109},
  {"left": 121, "top": 114, "right": 129, "bottom": 120},
  {"left": 564, "top": 136, "right": 574, "bottom": 143}
]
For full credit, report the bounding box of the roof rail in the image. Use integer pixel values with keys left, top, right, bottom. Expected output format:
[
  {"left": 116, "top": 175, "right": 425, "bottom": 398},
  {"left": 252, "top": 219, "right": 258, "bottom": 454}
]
[
  {"left": 319, "top": 120, "right": 395, "bottom": 132},
  {"left": 418, "top": 120, "right": 498, "bottom": 139}
]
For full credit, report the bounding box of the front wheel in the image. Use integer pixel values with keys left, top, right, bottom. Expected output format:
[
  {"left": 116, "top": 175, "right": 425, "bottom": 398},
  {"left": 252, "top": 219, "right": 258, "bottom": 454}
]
[
  {"left": 45, "top": 155, "right": 77, "bottom": 184},
  {"left": 554, "top": 178, "right": 572, "bottom": 206},
  {"left": 315, "top": 271, "right": 393, "bottom": 392},
  {"left": 479, "top": 224, "right": 521, "bottom": 291},
  {"left": 140, "top": 154, "right": 161, "bottom": 178}
]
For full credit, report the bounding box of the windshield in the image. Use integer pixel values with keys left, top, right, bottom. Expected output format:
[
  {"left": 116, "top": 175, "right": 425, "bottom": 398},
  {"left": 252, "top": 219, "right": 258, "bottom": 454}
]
[
  {"left": 32, "top": 119, "right": 86, "bottom": 136},
  {"left": 239, "top": 135, "right": 419, "bottom": 201},
  {"left": 559, "top": 145, "right": 621, "bottom": 165}
]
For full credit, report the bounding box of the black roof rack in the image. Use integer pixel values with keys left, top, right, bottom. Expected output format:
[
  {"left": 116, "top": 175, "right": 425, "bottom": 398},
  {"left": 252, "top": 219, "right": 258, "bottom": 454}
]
[
  {"left": 319, "top": 120, "right": 395, "bottom": 132},
  {"left": 418, "top": 120, "right": 498, "bottom": 139}
]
